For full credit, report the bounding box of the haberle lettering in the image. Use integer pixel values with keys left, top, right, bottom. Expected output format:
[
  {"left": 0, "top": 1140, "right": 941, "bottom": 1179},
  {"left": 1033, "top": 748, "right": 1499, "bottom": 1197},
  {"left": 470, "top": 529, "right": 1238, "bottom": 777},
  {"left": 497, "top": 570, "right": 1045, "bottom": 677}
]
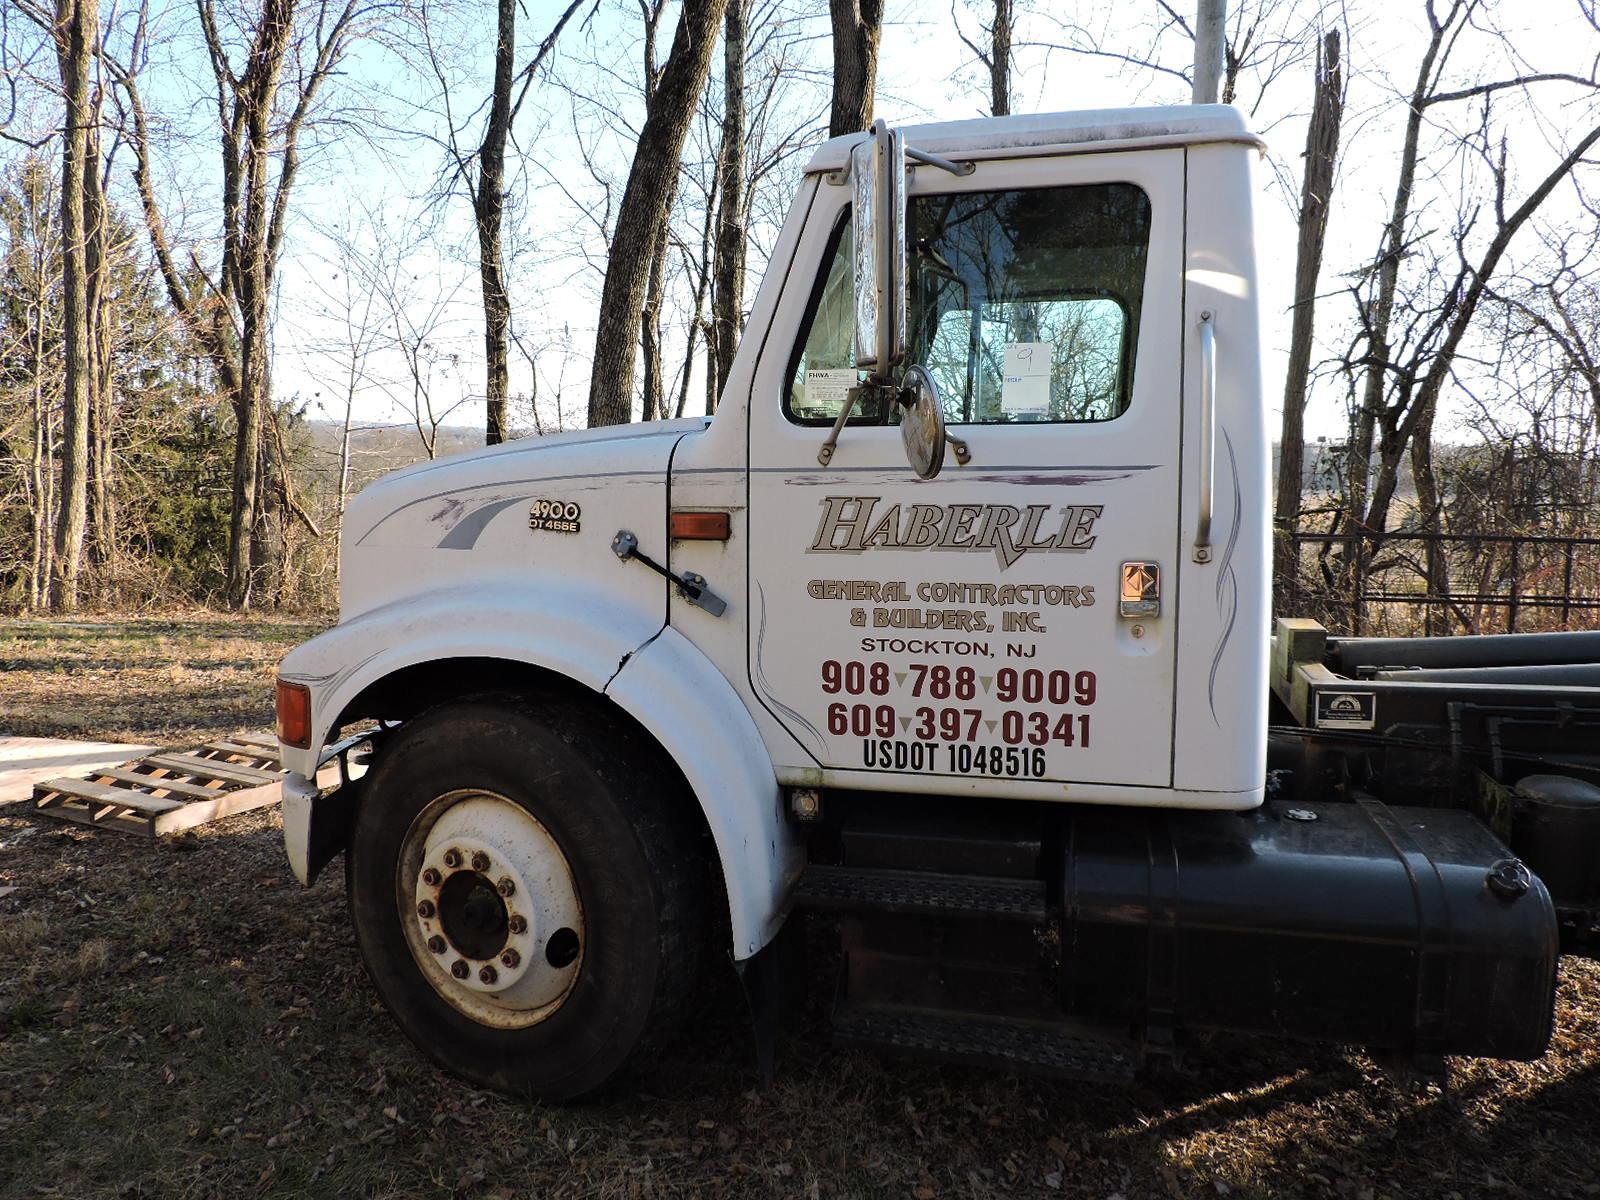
[{"left": 809, "top": 496, "right": 1102, "bottom": 571}]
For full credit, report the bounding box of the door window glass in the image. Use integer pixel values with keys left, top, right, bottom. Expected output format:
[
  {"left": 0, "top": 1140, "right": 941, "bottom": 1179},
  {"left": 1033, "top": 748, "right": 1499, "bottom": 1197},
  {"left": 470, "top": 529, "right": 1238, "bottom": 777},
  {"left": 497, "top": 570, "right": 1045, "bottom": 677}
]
[{"left": 785, "top": 182, "right": 1151, "bottom": 426}]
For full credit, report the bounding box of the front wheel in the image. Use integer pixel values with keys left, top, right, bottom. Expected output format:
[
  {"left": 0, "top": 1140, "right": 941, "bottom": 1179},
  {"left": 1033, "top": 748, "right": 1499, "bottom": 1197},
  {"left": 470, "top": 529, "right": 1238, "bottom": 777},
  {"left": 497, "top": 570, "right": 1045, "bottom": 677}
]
[{"left": 346, "top": 697, "right": 707, "bottom": 1100}]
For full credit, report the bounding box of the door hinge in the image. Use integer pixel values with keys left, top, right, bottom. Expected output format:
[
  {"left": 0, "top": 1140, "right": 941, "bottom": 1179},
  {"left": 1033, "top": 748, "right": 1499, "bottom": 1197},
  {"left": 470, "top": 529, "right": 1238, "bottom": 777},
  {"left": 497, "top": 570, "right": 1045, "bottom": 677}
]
[{"left": 611, "top": 530, "right": 728, "bottom": 618}]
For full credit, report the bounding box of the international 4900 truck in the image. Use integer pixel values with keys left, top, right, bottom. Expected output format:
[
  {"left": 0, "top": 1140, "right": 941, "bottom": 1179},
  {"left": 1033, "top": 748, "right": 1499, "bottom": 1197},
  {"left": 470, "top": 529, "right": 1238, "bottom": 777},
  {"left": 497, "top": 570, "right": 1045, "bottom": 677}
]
[{"left": 274, "top": 106, "right": 1600, "bottom": 1100}]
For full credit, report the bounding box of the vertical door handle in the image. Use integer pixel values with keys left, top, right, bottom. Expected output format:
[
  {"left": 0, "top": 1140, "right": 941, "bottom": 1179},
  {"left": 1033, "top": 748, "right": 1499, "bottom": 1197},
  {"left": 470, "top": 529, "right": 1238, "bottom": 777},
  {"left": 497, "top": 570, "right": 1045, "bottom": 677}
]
[{"left": 1193, "top": 310, "right": 1215, "bottom": 563}]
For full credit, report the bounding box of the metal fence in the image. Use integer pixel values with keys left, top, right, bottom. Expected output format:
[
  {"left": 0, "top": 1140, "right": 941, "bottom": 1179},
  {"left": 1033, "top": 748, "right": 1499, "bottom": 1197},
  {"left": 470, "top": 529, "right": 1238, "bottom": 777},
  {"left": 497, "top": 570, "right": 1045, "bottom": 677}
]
[{"left": 1277, "top": 530, "right": 1600, "bottom": 637}]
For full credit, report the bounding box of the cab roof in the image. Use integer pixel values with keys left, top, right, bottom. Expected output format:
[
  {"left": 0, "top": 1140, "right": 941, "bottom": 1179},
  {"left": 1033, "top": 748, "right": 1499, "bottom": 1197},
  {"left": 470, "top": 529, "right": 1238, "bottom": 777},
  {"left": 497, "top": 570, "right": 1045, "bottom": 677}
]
[{"left": 803, "top": 104, "right": 1263, "bottom": 174}]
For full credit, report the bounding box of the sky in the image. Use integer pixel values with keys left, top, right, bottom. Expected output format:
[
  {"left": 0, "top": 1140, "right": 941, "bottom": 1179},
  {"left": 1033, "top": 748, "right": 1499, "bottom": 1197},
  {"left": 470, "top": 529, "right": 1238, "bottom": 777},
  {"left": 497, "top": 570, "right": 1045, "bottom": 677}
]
[{"left": 105, "top": 0, "right": 1600, "bottom": 452}]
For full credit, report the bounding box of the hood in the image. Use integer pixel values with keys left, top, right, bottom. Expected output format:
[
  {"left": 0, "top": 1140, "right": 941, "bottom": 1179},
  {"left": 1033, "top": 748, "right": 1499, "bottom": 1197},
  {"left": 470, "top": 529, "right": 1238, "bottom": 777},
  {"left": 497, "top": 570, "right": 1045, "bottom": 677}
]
[{"left": 339, "top": 418, "right": 703, "bottom": 622}]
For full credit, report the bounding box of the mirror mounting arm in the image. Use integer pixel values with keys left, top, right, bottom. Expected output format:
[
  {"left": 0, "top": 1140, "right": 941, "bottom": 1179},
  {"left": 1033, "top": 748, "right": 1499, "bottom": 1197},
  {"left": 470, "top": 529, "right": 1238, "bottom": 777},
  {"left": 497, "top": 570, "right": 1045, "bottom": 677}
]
[
  {"left": 817, "top": 384, "right": 890, "bottom": 467},
  {"left": 905, "top": 146, "right": 975, "bottom": 177},
  {"left": 825, "top": 148, "right": 973, "bottom": 186}
]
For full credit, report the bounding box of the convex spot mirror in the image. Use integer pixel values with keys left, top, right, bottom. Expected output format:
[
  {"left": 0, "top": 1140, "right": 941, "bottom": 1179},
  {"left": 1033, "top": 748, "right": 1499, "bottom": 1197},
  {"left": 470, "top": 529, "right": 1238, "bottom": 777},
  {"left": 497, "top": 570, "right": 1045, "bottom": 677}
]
[{"left": 898, "top": 364, "right": 945, "bottom": 479}]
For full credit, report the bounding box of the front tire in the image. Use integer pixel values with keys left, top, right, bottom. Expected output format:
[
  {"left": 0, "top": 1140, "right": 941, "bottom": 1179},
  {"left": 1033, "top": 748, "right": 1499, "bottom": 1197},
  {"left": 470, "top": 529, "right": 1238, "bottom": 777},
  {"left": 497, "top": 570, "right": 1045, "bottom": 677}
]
[{"left": 346, "top": 697, "right": 706, "bottom": 1100}]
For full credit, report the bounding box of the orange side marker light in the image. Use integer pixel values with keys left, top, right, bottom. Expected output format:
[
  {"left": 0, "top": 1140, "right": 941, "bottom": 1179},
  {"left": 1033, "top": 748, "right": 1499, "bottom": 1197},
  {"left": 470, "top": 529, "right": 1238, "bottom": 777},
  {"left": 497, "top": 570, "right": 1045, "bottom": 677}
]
[{"left": 670, "top": 510, "right": 731, "bottom": 541}]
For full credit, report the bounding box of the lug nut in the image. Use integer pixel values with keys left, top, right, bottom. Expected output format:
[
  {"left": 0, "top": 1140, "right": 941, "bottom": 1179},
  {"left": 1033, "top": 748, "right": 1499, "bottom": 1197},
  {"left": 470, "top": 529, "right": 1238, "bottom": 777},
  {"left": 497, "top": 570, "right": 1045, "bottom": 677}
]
[
  {"left": 443, "top": 848, "right": 463, "bottom": 869},
  {"left": 478, "top": 965, "right": 498, "bottom": 985},
  {"left": 421, "top": 868, "right": 441, "bottom": 887},
  {"left": 450, "top": 959, "right": 469, "bottom": 979},
  {"left": 501, "top": 948, "right": 521, "bottom": 969},
  {"left": 416, "top": 899, "right": 435, "bottom": 919},
  {"left": 427, "top": 935, "right": 446, "bottom": 954},
  {"left": 508, "top": 915, "right": 527, "bottom": 935},
  {"left": 496, "top": 876, "right": 515, "bottom": 898},
  {"left": 471, "top": 851, "right": 491, "bottom": 872}
]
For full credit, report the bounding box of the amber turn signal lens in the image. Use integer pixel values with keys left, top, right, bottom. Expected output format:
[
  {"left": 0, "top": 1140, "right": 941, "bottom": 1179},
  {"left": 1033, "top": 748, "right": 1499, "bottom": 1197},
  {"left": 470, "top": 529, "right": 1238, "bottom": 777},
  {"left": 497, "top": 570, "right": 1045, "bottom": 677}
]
[
  {"left": 669, "top": 510, "right": 731, "bottom": 541},
  {"left": 275, "top": 679, "right": 312, "bottom": 749}
]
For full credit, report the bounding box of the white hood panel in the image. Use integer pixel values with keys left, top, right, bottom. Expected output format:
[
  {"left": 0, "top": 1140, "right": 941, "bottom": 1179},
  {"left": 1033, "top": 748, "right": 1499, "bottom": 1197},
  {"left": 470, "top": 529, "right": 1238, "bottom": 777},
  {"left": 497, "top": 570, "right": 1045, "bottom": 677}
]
[{"left": 339, "top": 422, "right": 693, "bottom": 623}]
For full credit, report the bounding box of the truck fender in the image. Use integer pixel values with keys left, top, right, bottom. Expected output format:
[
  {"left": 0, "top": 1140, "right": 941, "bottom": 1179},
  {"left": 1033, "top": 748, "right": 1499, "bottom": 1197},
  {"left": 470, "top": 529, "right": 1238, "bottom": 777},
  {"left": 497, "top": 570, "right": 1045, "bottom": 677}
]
[
  {"left": 277, "top": 579, "right": 662, "bottom": 778},
  {"left": 606, "top": 625, "right": 803, "bottom": 959},
  {"left": 279, "top": 582, "right": 801, "bottom": 960}
]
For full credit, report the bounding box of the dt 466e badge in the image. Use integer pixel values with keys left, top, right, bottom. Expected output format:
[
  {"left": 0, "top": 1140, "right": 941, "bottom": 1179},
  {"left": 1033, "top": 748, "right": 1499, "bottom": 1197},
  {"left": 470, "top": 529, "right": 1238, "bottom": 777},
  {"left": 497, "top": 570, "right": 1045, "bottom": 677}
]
[{"left": 528, "top": 499, "right": 581, "bottom": 534}]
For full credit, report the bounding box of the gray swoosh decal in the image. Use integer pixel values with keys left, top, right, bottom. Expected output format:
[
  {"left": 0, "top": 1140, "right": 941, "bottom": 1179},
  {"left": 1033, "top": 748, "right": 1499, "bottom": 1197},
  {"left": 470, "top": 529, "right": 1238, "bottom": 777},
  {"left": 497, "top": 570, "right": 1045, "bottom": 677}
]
[
  {"left": 753, "top": 582, "right": 826, "bottom": 754},
  {"left": 1207, "top": 428, "right": 1242, "bottom": 725},
  {"left": 436, "top": 497, "right": 525, "bottom": 550}
]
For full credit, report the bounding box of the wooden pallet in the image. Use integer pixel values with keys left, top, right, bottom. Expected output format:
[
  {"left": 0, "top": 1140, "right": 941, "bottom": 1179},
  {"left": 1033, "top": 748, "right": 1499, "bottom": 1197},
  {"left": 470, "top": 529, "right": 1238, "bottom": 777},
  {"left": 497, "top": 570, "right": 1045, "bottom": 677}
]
[{"left": 32, "top": 732, "right": 294, "bottom": 837}]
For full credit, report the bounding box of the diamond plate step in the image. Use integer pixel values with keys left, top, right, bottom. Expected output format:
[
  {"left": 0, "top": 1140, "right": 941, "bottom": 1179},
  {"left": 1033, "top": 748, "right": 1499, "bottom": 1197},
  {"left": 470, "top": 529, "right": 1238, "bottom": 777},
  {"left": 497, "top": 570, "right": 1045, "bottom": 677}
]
[
  {"left": 793, "top": 865, "right": 1048, "bottom": 921},
  {"left": 833, "top": 1004, "right": 1141, "bottom": 1083}
]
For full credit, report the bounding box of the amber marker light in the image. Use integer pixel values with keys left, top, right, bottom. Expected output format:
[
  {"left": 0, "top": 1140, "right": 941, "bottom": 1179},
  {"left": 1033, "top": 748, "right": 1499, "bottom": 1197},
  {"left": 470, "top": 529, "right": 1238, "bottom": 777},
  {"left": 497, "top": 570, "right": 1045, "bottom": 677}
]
[
  {"left": 276, "top": 679, "right": 312, "bottom": 749},
  {"left": 670, "top": 510, "right": 731, "bottom": 541}
]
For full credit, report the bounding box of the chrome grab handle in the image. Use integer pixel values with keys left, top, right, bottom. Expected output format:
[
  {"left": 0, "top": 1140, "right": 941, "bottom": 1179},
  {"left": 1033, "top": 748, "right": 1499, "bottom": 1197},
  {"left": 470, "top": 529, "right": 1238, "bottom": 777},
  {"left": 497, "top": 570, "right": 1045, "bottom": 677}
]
[{"left": 1193, "top": 310, "right": 1215, "bottom": 564}]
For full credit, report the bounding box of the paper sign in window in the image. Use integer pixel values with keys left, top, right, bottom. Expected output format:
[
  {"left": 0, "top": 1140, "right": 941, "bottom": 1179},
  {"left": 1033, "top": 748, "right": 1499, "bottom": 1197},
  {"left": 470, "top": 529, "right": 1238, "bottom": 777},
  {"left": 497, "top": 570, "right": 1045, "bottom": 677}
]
[
  {"left": 1001, "top": 342, "right": 1051, "bottom": 414},
  {"left": 805, "top": 368, "right": 857, "bottom": 413}
]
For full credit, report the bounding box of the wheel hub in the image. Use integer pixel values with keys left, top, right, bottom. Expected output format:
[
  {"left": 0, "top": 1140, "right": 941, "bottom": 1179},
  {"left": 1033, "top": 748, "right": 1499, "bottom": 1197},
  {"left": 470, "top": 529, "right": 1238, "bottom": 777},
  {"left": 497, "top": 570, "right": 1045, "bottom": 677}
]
[
  {"left": 436, "top": 870, "right": 509, "bottom": 961},
  {"left": 401, "top": 792, "right": 584, "bottom": 1027}
]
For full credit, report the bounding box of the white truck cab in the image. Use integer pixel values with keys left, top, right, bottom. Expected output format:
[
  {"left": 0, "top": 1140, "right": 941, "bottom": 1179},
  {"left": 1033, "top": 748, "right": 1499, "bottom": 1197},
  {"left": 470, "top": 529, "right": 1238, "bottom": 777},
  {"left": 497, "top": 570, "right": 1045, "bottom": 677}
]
[{"left": 276, "top": 106, "right": 1571, "bottom": 1099}]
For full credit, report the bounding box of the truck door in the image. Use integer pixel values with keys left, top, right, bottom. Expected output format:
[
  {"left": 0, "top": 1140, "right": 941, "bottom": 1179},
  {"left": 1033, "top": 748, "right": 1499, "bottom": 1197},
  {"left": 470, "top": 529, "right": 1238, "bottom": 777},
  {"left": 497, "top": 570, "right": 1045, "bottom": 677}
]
[{"left": 747, "top": 149, "right": 1184, "bottom": 791}]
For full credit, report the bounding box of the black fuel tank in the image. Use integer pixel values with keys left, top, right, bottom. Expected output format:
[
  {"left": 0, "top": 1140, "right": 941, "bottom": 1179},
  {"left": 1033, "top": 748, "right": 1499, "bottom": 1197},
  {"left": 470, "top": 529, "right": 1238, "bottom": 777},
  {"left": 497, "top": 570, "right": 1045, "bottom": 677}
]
[{"left": 1061, "top": 800, "right": 1558, "bottom": 1060}]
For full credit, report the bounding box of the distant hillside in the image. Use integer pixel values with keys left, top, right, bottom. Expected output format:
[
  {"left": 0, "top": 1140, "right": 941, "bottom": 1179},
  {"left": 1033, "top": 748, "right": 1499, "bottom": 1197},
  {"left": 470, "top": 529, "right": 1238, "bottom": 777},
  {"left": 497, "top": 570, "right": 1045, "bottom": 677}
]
[{"left": 292, "top": 421, "right": 495, "bottom": 497}]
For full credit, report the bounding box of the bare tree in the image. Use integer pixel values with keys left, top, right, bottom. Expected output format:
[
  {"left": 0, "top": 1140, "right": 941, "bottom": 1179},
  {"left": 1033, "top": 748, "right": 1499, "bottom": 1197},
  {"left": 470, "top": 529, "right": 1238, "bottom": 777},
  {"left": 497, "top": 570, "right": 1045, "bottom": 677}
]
[
  {"left": 588, "top": 0, "right": 730, "bottom": 428},
  {"left": 1339, "top": 0, "right": 1600, "bottom": 563},
  {"left": 710, "top": 0, "right": 746, "bottom": 405},
  {"left": 333, "top": 208, "right": 473, "bottom": 460},
  {"left": 1, "top": 153, "right": 61, "bottom": 607},
  {"left": 34, "top": 0, "right": 97, "bottom": 610},
  {"left": 827, "top": 0, "right": 881, "bottom": 137},
  {"left": 1273, "top": 28, "right": 1342, "bottom": 588},
  {"left": 113, "top": 0, "right": 369, "bottom": 608},
  {"left": 954, "top": 0, "right": 1013, "bottom": 116},
  {"left": 637, "top": 0, "right": 672, "bottom": 423},
  {"left": 412, "top": 0, "right": 588, "bottom": 446},
  {"left": 297, "top": 208, "right": 392, "bottom": 577},
  {"left": 1033, "top": 0, "right": 1313, "bottom": 115}
]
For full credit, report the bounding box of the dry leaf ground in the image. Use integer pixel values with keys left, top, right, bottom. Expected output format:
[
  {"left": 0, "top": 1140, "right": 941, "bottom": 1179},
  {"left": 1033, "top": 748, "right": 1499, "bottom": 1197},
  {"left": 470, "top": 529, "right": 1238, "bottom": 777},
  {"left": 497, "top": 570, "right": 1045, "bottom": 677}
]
[{"left": 1, "top": 614, "right": 1597, "bottom": 1199}]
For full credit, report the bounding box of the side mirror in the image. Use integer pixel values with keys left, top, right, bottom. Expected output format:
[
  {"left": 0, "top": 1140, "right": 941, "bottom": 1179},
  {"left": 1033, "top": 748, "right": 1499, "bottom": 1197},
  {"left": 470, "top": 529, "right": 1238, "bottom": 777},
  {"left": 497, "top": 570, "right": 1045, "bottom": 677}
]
[
  {"left": 851, "top": 119, "right": 906, "bottom": 380},
  {"left": 825, "top": 119, "right": 969, "bottom": 478}
]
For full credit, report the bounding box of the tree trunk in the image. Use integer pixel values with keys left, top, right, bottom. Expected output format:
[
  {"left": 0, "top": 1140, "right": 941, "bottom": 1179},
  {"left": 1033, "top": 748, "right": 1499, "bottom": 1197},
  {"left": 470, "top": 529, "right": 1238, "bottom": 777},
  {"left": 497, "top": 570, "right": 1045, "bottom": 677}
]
[
  {"left": 682, "top": 160, "right": 719, "bottom": 419},
  {"left": 635, "top": 1, "right": 675, "bottom": 425},
  {"left": 703, "top": 318, "right": 719, "bottom": 415},
  {"left": 640, "top": 222, "right": 669, "bottom": 421},
  {"left": 828, "top": 0, "right": 883, "bottom": 137},
  {"left": 478, "top": 0, "right": 514, "bottom": 445},
  {"left": 588, "top": 0, "right": 730, "bottom": 428},
  {"left": 1273, "top": 29, "right": 1342, "bottom": 605},
  {"left": 84, "top": 109, "right": 115, "bottom": 590},
  {"left": 1408, "top": 398, "right": 1449, "bottom": 633},
  {"left": 334, "top": 362, "right": 356, "bottom": 587},
  {"left": 28, "top": 307, "right": 49, "bottom": 609},
  {"left": 50, "top": 0, "right": 95, "bottom": 612},
  {"left": 989, "top": 0, "right": 1011, "bottom": 116},
  {"left": 710, "top": 0, "right": 746, "bottom": 408},
  {"left": 1343, "top": 17, "right": 1448, "bottom": 556},
  {"left": 227, "top": 0, "right": 294, "bottom": 609},
  {"left": 1192, "top": 0, "right": 1225, "bottom": 104},
  {"left": 1362, "top": 117, "right": 1600, "bottom": 540}
]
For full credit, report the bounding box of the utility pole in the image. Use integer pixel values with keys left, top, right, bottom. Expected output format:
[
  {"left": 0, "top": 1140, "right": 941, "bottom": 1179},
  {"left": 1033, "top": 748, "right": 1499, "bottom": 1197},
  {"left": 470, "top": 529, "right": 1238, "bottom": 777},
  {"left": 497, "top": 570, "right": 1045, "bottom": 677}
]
[{"left": 1193, "top": 0, "right": 1225, "bottom": 104}]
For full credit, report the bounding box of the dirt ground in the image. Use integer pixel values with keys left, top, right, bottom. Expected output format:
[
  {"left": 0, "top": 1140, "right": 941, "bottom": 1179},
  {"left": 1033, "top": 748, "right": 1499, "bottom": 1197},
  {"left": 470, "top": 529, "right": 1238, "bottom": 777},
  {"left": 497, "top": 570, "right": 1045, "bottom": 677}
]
[{"left": 1, "top": 614, "right": 1598, "bottom": 1200}]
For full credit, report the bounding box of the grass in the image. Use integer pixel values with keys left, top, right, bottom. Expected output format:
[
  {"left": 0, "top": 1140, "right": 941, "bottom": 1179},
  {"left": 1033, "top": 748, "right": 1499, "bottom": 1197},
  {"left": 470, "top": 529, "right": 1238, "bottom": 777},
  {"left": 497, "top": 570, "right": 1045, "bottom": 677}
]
[
  {"left": 0, "top": 612, "right": 326, "bottom": 745},
  {"left": 2, "top": 613, "right": 1599, "bottom": 1198}
]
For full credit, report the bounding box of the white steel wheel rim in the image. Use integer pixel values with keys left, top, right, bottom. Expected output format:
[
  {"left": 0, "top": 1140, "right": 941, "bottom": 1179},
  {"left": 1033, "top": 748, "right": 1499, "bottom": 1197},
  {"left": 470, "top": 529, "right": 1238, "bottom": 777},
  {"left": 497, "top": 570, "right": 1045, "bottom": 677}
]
[{"left": 398, "top": 789, "right": 584, "bottom": 1029}]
